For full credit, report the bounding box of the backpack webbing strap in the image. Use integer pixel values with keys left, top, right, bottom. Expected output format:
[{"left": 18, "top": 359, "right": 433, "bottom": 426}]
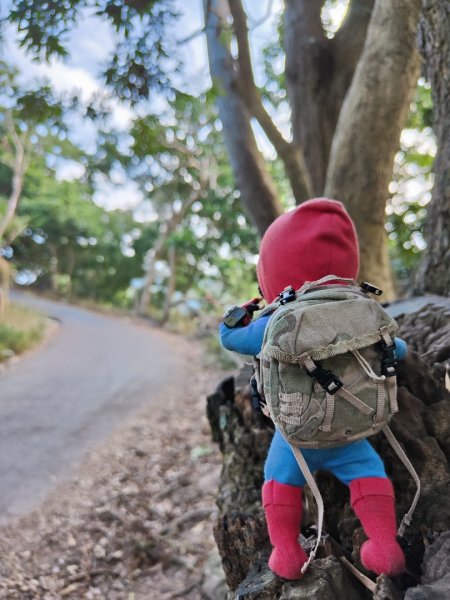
[
  {"left": 374, "top": 381, "right": 387, "bottom": 425},
  {"left": 379, "top": 328, "right": 399, "bottom": 414},
  {"left": 336, "top": 387, "right": 373, "bottom": 415},
  {"left": 322, "top": 393, "right": 335, "bottom": 432},
  {"left": 382, "top": 425, "right": 421, "bottom": 537},
  {"left": 386, "top": 375, "right": 398, "bottom": 414},
  {"left": 288, "top": 441, "right": 324, "bottom": 573}
]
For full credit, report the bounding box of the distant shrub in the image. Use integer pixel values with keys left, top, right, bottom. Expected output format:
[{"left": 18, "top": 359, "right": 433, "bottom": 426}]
[{"left": 0, "top": 303, "right": 46, "bottom": 360}]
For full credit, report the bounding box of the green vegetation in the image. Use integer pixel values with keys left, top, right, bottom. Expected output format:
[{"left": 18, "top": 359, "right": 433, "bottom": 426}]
[
  {"left": 0, "top": 303, "right": 47, "bottom": 361},
  {"left": 0, "top": 5, "right": 440, "bottom": 330}
]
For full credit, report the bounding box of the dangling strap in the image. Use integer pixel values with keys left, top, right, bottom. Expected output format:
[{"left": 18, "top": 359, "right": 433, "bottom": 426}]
[
  {"left": 288, "top": 442, "right": 324, "bottom": 573},
  {"left": 382, "top": 425, "right": 421, "bottom": 537},
  {"left": 386, "top": 375, "right": 399, "bottom": 414}
]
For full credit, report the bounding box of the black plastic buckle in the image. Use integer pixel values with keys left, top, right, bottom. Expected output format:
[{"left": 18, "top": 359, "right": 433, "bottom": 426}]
[
  {"left": 360, "top": 282, "right": 383, "bottom": 296},
  {"left": 381, "top": 341, "right": 397, "bottom": 377},
  {"left": 279, "top": 286, "right": 296, "bottom": 305},
  {"left": 306, "top": 362, "right": 343, "bottom": 395},
  {"left": 251, "top": 377, "right": 266, "bottom": 412}
]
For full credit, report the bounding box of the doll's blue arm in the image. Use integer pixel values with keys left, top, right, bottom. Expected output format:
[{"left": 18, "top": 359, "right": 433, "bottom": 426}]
[
  {"left": 219, "top": 315, "right": 270, "bottom": 356},
  {"left": 394, "top": 337, "right": 407, "bottom": 360}
]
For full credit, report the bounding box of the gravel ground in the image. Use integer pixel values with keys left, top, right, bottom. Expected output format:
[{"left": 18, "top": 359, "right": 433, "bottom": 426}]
[{"left": 0, "top": 341, "right": 230, "bottom": 600}]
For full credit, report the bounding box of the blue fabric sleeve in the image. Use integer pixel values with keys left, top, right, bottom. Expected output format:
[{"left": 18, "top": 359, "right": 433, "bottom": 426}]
[
  {"left": 394, "top": 337, "right": 407, "bottom": 360},
  {"left": 219, "top": 315, "right": 270, "bottom": 356}
]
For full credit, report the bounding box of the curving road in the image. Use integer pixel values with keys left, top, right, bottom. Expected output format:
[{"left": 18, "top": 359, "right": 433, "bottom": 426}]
[{"left": 0, "top": 292, "right": 189, "bottom": 524}]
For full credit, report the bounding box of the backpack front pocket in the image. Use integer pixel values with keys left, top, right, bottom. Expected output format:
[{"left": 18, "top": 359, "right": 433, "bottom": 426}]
[{"left": 278, "top": 391, "right": 325, "bottom": 440}]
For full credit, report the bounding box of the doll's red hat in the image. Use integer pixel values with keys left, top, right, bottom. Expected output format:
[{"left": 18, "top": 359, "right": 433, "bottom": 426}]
[{"left": 257, "top": 198, "right": 359, "bottom": 303}]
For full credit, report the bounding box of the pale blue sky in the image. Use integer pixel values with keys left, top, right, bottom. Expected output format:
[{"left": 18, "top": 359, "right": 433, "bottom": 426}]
[
  {"left": 3, "top": 1, "right": 432, "bottom": 223},
  {"left": 3, "top": 1, "right": 285, "bottom": 209}
]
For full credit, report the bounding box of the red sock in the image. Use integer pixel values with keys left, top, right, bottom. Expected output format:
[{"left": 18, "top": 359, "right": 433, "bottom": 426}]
[
  {"left": 262, "top": 480, "right": 308, "bottom": 580},
  {"left": 350, "top": 477, "right": 405, "bottom": 576}
]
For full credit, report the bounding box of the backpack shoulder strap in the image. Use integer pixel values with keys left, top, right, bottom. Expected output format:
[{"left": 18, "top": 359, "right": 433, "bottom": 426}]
[
  {"left": 382, "top": 425, "right": 421, "bottom": 537},
  {"left": 288, "top": 441, "right": 324, "bottom": 574}
]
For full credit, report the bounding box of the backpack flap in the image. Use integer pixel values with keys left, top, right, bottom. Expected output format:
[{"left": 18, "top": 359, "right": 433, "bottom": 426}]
[{"left": 263, "top": 292, "right": 398, "bottom": 363}]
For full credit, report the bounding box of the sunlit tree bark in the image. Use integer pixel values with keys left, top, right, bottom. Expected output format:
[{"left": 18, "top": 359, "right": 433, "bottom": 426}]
[
  {"left": 325, "top": 0, "right": 421, "bottom": 299},
  {"left": 204, "top": 0, "right": 422, "bottom": 299}
]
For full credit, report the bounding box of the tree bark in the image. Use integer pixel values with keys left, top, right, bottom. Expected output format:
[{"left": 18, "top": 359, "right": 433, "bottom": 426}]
[
  {"left": 0, "top": 118, "right": 29, "bottom": 312},
  {"left": 208, "top": 302, "right": 450, "bottom": 598},
  {"left": 415, "top": 0, "right": 450, "bottom": 296},
  {"left": 325, "top": 0, "right": 421, "bottom": 300},
  {"left": 0, "top": 257, "right": 10, "bottom": 318},
  {"left": 203, "top": 0, "right": 283, "bottom": 236},
  {"left": 0, "top": 126, "right": 28, "bottom": 243},
  {"left": 284, "top": 0, "right": 374, "bottom": 196}
]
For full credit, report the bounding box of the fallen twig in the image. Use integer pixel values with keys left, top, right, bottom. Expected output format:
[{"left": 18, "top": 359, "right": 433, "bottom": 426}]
[
  {"left": 340, "top": 556, "right": 376, "bottom": 592},
  {"left": 171, "top": 577, "right": 203, "bottom": 598},
  {"left": 160, "top": 508, "right": 215, "bottom": 535}
]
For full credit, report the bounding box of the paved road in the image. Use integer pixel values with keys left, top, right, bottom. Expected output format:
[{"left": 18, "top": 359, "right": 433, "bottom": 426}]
[
  {"left": 0, "top": 293, "right": 188, "bottom": 524},
  {"left": 385, "top": 294, "right": 450, "bottom": 318}
]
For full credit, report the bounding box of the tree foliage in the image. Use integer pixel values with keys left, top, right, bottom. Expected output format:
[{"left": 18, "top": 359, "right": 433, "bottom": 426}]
[
  {"left": 4, "top": 0, "right": 447, "bottom": 313},
  {"left": 9, "top": 0, "right": 178, "bottom": 103}
]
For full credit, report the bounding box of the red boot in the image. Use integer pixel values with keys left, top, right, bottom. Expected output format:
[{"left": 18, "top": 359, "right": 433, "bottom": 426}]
[
  {"left": 262, "top": 480, "right": 308, "bottom": 580},
  {"left": 349, "top": 477, "right": 405, "bottom": 577}
]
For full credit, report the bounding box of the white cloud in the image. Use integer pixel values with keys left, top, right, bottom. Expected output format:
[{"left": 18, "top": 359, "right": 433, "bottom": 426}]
[
  {"left": 55, "top": 160, "right": 86, "bottom": 181},
  {"left": 93, "top": 177, "right": 144, "bottom": 211},
  {"left": 5, "top": 21, "right": 134, "bottom": 142}
]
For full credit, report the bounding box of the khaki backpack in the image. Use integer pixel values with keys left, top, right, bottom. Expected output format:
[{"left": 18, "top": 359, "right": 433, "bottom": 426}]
[{"left": 255, "top": 275, "right": 420, "bottom": 571}]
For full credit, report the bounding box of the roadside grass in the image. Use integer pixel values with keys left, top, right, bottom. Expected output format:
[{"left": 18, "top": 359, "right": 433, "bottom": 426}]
[
  {"left": 203, "top": 331, "right": 240, "bottom": 370},
  {"left": 0, "top": 302, "right": 47, "bottom": 361}
]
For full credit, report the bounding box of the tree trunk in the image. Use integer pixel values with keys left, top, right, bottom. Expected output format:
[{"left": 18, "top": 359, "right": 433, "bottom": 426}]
[
  {"left": 138, "top": 194, "right": 197, "bottom": 315},
  {"left": 207, "top": 302, "right": 450, "bottom": 598},
  {"left": 0, "top": 122, "right": 28, "bottom": 310},
  {"left": 415, "top": 1, "right": 450, "bottom": 297},
  {"left": 325, "top": 0, "right": 421, "bottom": 300},
  {"left": 0, "top": 125, "right": 28, "bottom": 244},
  {"left": 284, "top": 0, "right": 374, "bottom": 196},
  {"left": 0, "top": 257, "right": 10, "bottom": 318},
  {"left": 203, "top": 0, "right": 283, "bottom": 236},
  {"left": 161, "top": 245, "right": 176, "bottom": 324}
]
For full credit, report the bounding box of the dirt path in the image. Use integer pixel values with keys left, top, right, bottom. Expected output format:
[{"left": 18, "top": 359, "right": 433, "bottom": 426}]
[
  {"left": 1, "top": 293, "right": 193, "bottom": 523},
  {"left": 0, "top": 335, "right": 230, "bottom": 599}
]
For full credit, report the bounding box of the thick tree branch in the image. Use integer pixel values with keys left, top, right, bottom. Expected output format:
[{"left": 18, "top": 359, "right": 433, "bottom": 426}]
[
  {"left": 325, "top": 0, "right": 421, "bottom": 299},
  {"left": 331, "top": 0, "right": 374, "bottom": 102},
  {"left": 138, "top": 171, "right": 206, "bottom": 315},
  {"left": 283, "top": 0, "right": 373, "bottom": 197},
  {"left": 228, "top": 0, "right": 312, "bottom": 203},
  {"left": 203, "top": 0, "right": 282, "bottom": 236},
  {"left": 0, "top": 128, "right": 29, "bottom": 243}
]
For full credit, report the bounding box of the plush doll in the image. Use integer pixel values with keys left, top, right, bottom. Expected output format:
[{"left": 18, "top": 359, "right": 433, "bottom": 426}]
[{"left": 219, "top": 198, "right": 406, "bottom": 580}]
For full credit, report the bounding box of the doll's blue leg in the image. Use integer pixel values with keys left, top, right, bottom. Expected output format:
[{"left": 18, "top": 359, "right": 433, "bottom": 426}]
[
  {"left": 262, "top": 431, "right": 308, "bottom": 579},
  {"left": 264, "top": 430, "right": 307, "bottom": 486}
]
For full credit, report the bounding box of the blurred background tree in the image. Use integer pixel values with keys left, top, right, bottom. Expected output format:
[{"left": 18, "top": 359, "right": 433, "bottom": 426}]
[{"left": 2, "top": 0, "right": 448, "bottom": 323}]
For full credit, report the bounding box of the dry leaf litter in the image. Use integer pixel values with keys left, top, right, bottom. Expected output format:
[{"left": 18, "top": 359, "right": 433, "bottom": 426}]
[{"left": 0, "top": 339, "right": 230, "bottom": 600}]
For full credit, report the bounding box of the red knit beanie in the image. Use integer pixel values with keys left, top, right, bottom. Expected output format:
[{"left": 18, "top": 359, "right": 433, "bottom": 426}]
[{"left": 257, "top": 198, "right": 359, "bottom": 303}]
